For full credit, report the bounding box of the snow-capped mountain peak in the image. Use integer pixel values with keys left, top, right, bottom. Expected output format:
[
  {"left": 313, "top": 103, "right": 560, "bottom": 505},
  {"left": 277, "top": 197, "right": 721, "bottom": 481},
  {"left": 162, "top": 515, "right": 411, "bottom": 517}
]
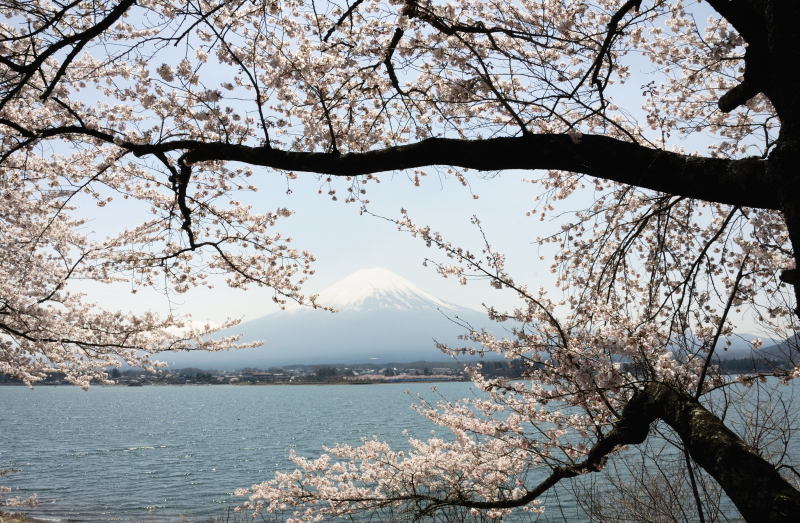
[
  {"left": 163, "top": 267, "right": 489, "bottom": 368},
  {"left": 315, "top": 267, "right": 454, "bottom": 312}
]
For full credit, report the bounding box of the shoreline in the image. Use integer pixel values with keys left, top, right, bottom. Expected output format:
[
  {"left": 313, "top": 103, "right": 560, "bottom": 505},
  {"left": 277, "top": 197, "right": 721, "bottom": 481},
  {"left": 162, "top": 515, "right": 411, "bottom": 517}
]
[{"left": 0, "top": 378, "right": 469, "bottom": 388}]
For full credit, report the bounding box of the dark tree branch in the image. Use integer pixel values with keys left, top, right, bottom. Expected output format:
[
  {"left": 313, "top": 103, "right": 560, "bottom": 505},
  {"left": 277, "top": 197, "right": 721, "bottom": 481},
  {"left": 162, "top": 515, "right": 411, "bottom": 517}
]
[
  {"left": 780, "top": 269, "right": 797, "bottom": 285},
  {"left": 588, "top": 0, "right": 642, "bottom": 93},
  {"left": 179, "top": 135, "right": 775, "bottom": 210},
  {"left": 718, "top": 44, "right": 768, "bottom": 113},
  {"left": 694, "top": 252, "right": 748, "bottom": 398},
  {"left": 175, "top": 156, "right": 196, "bottom": 248},
  {"left": 719, "top": 75, "right": 763, "bottom": 113},
  {"left": 395, "top": 396, "right": 653, "bottom": 512},
  {"left": 323, "top": 0, "right": 365, "bottom": 42},
  {"left": 0, "top": 0, "right": 136, "bottom": 110},
  {"left": 684, "top": 446, "right": 707, "bottom": 523},
  {"left": 392, "top": 383, "right": 800, "bottom": 521},
  {"left": 0, "top": 0, "right": 82, "bottom": 45},
  {"left": 383, "top": 28, "right": 407, "bottom": 96},
  {"left": 400, "top": 0, "right": 561, "bottom": 48},
  {"left": 704, "top": 0, "right": 766, "bottom": 45},
  {"left": 1, "top": 120, "right": 773, "bottom": 211}
]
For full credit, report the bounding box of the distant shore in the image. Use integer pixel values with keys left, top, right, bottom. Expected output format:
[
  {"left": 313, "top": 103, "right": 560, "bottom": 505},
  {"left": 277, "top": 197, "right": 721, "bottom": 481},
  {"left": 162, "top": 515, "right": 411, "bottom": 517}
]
[
  {"left": 2, "top": 360, "right": 487, "bottom": 387},
  {"left": 0, "top": 377, "right": 469, "bottom": 387}
]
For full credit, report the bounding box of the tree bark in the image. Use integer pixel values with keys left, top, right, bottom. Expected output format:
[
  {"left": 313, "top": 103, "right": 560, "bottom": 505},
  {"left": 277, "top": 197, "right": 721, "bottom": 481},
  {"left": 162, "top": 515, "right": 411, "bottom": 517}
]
[
  {"left": 769, "top": 136, "right": 800, "bottom": 317},
  {"left": 628, "top": 383, "right": 800, "bottom": 522},
  {"left": 177, "top": 135, "right": 775, "bottom": 210}
]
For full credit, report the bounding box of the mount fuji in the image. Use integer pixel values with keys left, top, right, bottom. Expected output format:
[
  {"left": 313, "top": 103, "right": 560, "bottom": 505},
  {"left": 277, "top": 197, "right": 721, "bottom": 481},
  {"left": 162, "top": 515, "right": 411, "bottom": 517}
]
[{"left": 162, "top": 268, "right": 491, "bottom": 368}]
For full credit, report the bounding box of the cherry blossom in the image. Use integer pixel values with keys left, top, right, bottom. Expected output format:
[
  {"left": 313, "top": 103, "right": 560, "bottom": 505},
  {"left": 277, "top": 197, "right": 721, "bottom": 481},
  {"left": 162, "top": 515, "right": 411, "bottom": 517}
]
[{"left": 2, "top": 0, "right": 799, "bottom": 519}]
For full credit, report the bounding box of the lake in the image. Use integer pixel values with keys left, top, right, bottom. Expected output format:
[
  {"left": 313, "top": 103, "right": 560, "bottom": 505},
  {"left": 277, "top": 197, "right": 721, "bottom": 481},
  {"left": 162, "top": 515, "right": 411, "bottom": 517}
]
[
  {"left": 0, "top": 383, "right": 580, "bottom": 521},
  {"left": 3, "top": 380, "right": 795, "bottom": 522}
]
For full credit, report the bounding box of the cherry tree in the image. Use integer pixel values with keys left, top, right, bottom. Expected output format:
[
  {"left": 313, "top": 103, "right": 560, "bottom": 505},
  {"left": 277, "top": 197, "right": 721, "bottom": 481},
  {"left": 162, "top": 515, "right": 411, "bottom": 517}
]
[
  {"left": 1, "top": 0, "right": 800, "bottom": 520},
  {"left": 0, "top": 1, "right": 324, "bottom": 388}
]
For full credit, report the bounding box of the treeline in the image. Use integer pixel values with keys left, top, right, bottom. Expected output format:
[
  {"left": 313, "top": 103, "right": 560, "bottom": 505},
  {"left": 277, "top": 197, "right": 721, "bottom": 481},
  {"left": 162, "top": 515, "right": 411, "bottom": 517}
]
[
  {"left": 621, "top": 357, "right": 791, "bottom": 376},
  {"left": 716, "top": 358, "right": 792, "bottom": 374}
]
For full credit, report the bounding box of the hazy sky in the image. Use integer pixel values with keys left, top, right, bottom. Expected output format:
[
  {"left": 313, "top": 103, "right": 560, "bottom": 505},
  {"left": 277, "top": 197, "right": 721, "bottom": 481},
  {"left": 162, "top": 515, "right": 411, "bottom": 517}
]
[
  {"left": 81, "top": 164, "right": 564, "bottom": 324},
  {"left": 74, "top": 2, "right": 766, "bottom": 334}
]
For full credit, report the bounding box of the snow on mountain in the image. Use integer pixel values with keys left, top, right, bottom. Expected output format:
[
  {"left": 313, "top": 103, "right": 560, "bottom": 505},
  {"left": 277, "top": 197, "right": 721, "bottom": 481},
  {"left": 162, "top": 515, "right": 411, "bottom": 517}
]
[
  {"left": 298, "top": 267, "right": 454, "bottom": 312},
  {"left": 162, "top": 268, "right": 489, "bottom": 369}
]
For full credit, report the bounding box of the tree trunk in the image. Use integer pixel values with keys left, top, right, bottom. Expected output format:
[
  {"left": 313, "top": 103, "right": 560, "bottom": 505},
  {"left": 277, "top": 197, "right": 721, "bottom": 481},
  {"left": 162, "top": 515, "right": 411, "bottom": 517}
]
[
  {"left": 769, "top": 135, "right": 800, "bottom": 319},
  {"left": 627, "top": 383, "right": 800, "bottom": 522}
]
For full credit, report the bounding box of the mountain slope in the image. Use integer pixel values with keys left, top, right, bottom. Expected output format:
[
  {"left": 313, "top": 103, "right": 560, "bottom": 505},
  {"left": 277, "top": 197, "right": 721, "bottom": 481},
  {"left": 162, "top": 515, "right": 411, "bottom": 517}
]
[{"left": 162, "top": 268, "right": 491, "bottom": 368}]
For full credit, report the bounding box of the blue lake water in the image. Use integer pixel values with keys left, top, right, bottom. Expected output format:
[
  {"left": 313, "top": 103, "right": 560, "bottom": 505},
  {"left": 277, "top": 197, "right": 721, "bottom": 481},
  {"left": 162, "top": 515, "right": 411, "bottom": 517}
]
[
  {"left": 0, "top": 383, "right": 578, "bottom": 521},
  {"left": 3, "top": 381, "right": 795, "bottom": 521}
]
